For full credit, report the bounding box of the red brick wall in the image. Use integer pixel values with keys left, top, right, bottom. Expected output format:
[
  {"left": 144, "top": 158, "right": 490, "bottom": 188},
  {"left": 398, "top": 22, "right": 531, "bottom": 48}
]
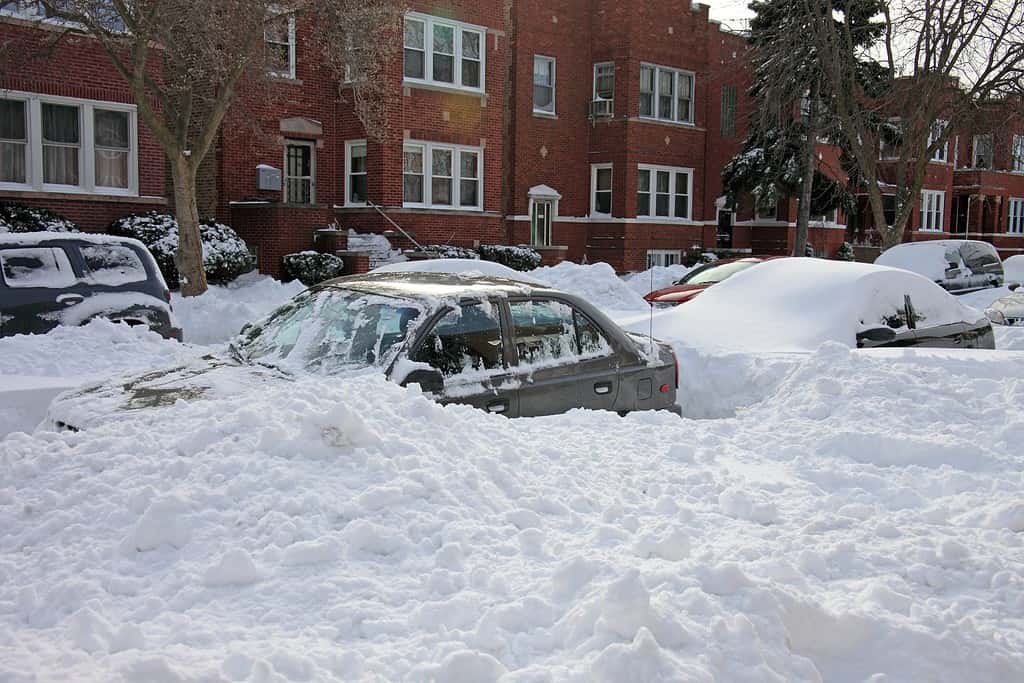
[{"left": 0, "top": 19, "right": 169, "bottom": 230}]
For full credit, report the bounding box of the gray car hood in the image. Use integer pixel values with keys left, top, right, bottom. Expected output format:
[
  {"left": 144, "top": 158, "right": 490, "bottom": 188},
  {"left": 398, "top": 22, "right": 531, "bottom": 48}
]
[{"left": 45, "top": 355, "right": 290, "bottom": 431}]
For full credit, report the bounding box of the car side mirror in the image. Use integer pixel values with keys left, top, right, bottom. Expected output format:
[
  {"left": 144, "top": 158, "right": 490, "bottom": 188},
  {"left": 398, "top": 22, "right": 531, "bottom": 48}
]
[
  {"left": 402, "top": 368, "right": 445, "bottom": 394},
  {"left": 857, "top": 327, "right": 897, "bottom": 344}
]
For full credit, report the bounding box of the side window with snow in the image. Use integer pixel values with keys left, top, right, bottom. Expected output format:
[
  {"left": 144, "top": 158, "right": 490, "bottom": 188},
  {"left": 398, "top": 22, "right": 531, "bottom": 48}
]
[
  {"left": 80, "top": 244, "right": 148, "bottom": 286},
  {"left": 0, "top": 247, "right": 77, "bottom": 289},
  {"left": 413, "top": 303, "right": 504, "bottom": 377},
  {"left": 510, "top": 299, "right": 612, "bottom": 364}
]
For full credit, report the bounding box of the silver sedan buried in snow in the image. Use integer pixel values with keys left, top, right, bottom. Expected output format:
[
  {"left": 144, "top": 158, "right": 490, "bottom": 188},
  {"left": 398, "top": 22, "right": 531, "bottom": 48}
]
[
  {"left": 47, "top": 271, "right": 681, "bottom": 430},
  {"left": 985, "top": 290, "right": 1024, "bottom": 326}
]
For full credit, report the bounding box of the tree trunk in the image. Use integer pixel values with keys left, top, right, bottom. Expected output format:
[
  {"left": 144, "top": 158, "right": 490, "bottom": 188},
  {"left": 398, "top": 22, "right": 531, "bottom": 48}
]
[
  {"left": 793, "top": 84, "right": 820, "bottom": 257},
  {"left": 170, "top": 154, "right": 208, "bottom": 297}
]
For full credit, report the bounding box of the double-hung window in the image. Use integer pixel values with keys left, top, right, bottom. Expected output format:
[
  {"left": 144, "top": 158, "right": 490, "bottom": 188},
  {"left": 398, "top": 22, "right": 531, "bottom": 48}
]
[
  {"left": 973, "top": 134, "right": 993, "bottom": 169},
  {"left": 639, "top": 64, "right": 694, "bottom": 124},
  {"left": 403, "top": 14, "right": 485, "bottom": 92},
  {"left": 929, "top": 120, "right": 948, "bottom": 162},
  {"left": 0, "top": 92, "right": 137, "bottom": 195},
  {"left": 533, "top": 56, "right": 556, "bottom": 114},
  {"left": 591, "top": 164, "right": 612, "bottom": 216},
  {"left": 919, "top": 190, "right": 944, "bottom": 232},
  {"left": 265, "top": 13, "right": 296, "bottom": 79},
  {"left": 1008, "top": 198, "right": 1024, "bottom": 234},
  {"left": 345, "top": 140, "right": 367, "bottom": 205},
  {"left": 1013, "top": 135, "right": 1024, "bottom": 173},
  {"left": 646, "top": 250, "right": 682, "bottom": 268},
  {"left": 403, "top": 141, "right": 482, "bottom": 210},
  {"left": 593, "top": 62, "right": 614, "bottom": 101},
  {"left": 637, "top": 165, "right": 691, "bottom": 220}
]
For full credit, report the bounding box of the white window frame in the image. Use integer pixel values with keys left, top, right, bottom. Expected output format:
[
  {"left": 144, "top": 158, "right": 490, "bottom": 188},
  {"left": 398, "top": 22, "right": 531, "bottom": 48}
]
[
  {"left": 283, "top": 139, "right": 315, "bottom": 204},
  {"left": 530, "top": 198, "right": 554, "bottom": 246},
  {"left": 1012, "top": 135, "right": 1024, "bottom": 173},
  {"left": 1008, "top": 198, "right": 1024, "bottom": 234},
  {"left": 533, "top": 55, "right": 556, "bottom": 115},
  {"left": 646, "top": 249, "right": 682, "bottom": 268},
  {"left": 401, "top": 140, "right": 483, "bottom": 211},
  {"left": 590, "top": 163, "right": 613, "bottom": 217},
  {"left": 809, "top": 207, "right": 838, "bottom": 225},
  {"left": 0, "top": 90, "right": 138, "bottom": 196},
  {"left": 265, "top": 13, "right": 297, "bottom": 80},
  {"left": 973, "top": 134, "right": 993, "bottom": 169},
  {"left": 593, "top": 61, "right": 614, "bottom": 102},
  {"left": 919, "top": 190, "right": 944, "bottom": 232},
  {"left": 639, "top": 63, "right": 694, "bottom": 125},
  {"left": 636, "top": 164, "right": 692, "bottom": 221},
  {"left": 929, "top": 120, "right": 948, "bottom": 162},
  {"left": 344, "top": 139, "right": 367, "bottom": 207},
  {"left": 402, "top": 12, "right": 486, "bottom": 94}
]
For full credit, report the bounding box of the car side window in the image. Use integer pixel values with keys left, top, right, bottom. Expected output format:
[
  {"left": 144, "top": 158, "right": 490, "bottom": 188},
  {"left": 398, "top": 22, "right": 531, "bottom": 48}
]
[
  {"left": 413, "top": 302, "right": 504, "bottom": 377},
  {"left": 510, "top": 299, "right": 613, "bottom": 364},
  {"left": 80, "top": 244, "right": 148, "bottom": 286},
  {"left": 0, "top": 247, "right": 77, "bottom": 288}
]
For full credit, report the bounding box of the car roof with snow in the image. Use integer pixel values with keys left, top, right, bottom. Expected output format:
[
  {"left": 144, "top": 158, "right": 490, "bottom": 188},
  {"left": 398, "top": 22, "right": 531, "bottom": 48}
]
[
  {"left": 0, "top": 231, "right": 148, "bottom": 250},
  {"left": 318, "top": 270, "right": 558, "bottom": 301}
]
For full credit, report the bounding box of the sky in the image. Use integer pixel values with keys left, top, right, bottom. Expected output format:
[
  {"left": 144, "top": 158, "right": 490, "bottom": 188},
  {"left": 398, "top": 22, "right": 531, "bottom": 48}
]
[{"left": 703, "top": 0, "right": 755, "bottom": 32}]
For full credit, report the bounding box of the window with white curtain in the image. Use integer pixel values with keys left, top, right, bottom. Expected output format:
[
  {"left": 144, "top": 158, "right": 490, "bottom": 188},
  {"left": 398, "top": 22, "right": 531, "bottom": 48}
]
[
  {"left": 402, "top": 13, "right": 485, "bottom": 92},
  {"left": 0, "top": 92, "right": 137, "bottom": 195},
  {"left": 1013, "top": 135, "right": 1024, "bottom": 173},
  {"left": 639, "top": 64, "right": 694, "bottom": 124},
  {"left": 1008, "top": 198, "right": 1024, "bottom": 234},
  {"left": 919, "top": 190, "right": 944, "bottom": 232},
  {"left": 533, "top": 56, "right": 555, "bottom": 114},
  {"left": 403, "top": 141, "right": 482, "bottom": 210}
]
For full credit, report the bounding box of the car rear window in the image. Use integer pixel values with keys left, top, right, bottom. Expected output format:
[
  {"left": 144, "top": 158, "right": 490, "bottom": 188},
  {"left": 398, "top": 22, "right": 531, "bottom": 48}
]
[
  {"left": 80, "top": 243, "right": 148, "bottom": 286},
  {"left": 0, "top": 247, "right": 77, "bottom": 289}
]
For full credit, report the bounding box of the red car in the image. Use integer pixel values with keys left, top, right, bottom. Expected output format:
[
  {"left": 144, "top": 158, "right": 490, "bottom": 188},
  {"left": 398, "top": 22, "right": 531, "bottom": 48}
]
[{"left": 644, "top": 257, "right": 783, "bottom": 305}]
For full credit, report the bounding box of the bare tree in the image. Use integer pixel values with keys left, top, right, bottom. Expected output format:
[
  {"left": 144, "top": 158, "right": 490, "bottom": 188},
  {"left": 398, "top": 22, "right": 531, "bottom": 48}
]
[
  {"left": 29, "top": 0, "right": 402, "bottom": 295},
  {"left": 801, "top": 0, "right": 1024, "bottom": 250}
]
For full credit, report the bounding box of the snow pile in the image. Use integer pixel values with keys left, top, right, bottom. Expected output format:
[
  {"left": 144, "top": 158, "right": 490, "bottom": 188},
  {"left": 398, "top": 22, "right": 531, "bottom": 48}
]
[
  {"left": 373, "top": 258, "right": 544, "bottom": 284},
  {"left": 170, "top": 272, "right": 306, "bottom": 345},
  {"left": 531, "top": 261, "right": 650, "bottom": 314},
  {"left": 621, "top": 263, "right": 694, "bottom": 296},
  {"left": 1004, "top": 254, "right": 1024, "bottom": 283},
  {"left": 3, "top": 348, "right": 1024, "bottom": 680},
  {"left": 0, "top": 320, "right": 197, "bottom": 436},
  {"left": 346, "top": 230, "right": 405, "bottom": 269},
  {"left": 635, "top": 258, "right": 985, "bottom": 353}
]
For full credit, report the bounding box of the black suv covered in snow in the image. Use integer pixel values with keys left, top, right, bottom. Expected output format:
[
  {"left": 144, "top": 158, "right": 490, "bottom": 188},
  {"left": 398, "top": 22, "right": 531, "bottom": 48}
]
[{"left": 0, "top": 232, "right": 180, "bottom": 339}]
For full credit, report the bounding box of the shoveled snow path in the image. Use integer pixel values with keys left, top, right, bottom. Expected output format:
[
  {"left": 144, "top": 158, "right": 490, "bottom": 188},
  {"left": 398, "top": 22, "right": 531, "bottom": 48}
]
[{"left": 2, "top": 345, "right": 1024, "bottom": 681}]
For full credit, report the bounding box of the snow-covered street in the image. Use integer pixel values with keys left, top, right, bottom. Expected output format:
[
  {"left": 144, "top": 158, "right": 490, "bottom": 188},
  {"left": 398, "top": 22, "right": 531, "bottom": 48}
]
[{"left": 2, "top": 267, "right": 1024, "bottom": 681}]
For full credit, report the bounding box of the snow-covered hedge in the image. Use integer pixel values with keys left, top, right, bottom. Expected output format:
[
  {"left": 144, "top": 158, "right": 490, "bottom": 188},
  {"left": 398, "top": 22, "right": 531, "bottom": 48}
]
[
  {"left": 835, "top": 242, "right": 855, "bottom": 261},
  {"left": 0, "top": 202, "right": 79, "bottom": 233},
  {"left": 419, "top": 244, "right": 479, "bottom": 260},
  {"left": 283, "top": 251, "right": 346, "bottom": 286},
  {"left": 478, "top": 244, "right": 542, "bottom": 272},
  {"left": 109, "top": 212, "right": 253, "bottom": 288}
]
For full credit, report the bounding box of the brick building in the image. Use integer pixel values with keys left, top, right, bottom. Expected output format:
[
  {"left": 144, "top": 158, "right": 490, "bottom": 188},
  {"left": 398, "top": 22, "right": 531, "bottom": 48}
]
[{"left": 5, "top": 1, "right": 1020, "bottom": 277}]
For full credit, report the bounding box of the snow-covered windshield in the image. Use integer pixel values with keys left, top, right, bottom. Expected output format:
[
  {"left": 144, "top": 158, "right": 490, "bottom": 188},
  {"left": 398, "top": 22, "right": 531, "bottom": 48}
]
[
  {"left": 680, "top": 260, "right": 758, "bottom": 286},
  {"left": 234, "top": 288, "right": 425, "bottom": 374}
]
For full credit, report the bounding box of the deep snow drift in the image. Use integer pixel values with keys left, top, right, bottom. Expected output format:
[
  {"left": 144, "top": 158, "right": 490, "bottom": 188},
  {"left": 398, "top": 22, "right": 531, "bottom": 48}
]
[{"left": 2, "top": 344, "right": 1024, "bottom": 681}]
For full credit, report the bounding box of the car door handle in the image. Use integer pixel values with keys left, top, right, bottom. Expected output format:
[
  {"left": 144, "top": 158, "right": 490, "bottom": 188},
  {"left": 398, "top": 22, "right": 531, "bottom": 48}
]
[
  {"left": 486, "top": 401, "right": 507, "bottom": 414},
  {"left": 594, "top": 382, "right": 613, "bottom": 395},
  {"left": 56, "top": 294, "right": 84, "bottom": 306}
]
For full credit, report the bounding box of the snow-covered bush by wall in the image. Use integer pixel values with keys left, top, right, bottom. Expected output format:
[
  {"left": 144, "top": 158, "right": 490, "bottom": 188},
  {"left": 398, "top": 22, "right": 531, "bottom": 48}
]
[
  {"left": 283, "top": 251, "right": 346, "bottom": 286},
  {"left": 109, "top": 212, "right": 253, "bottom": 288},
  {"left": 478, "top": 244, "right": 542, "bottom": 271},
  {"left": 835, "top": 242, "right": 855, "bottom": 261},
  {"left": 419, "top": 244, "right": 479, "bottom": 260},
  {"left": 0, "top": 202, "right": 79, "bottom": 233}
]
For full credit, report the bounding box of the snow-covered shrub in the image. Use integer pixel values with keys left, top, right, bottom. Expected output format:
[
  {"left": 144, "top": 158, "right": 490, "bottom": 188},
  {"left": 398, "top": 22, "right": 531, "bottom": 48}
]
[
  {"left": 283, "top": 251, "right": 346, "bottom": 286},
  {"left": 805, "top": 242, "right": 816, "bottom": 257},
  {"left": 835, "top": 242, "right": 856, "bottom": 261},
  {"left": 477, "top": 244, "right": 542, "bottom": 272},
  {"left": 419, "top": 244, "right": 479, "bottom": 260},
  {"left": 0, "top": 202, "right": 79, "bottom": 233},
  {"left": 109, "top": 212, "right": 253, "bottom": 288}
]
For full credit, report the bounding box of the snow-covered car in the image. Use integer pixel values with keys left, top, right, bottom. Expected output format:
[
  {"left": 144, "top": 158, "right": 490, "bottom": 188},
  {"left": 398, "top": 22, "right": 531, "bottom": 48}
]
[
  {"left": 984, "top": 291, "right": 1024, "bottom": 326},
  {"left": 0, "top": 232, "right": 179, "bottom": 340},
  {"left": 47, "top": 271, "right": 680, "bottom": 430},
  {"left": 874, "top": 240, "right": 1005, "bottom": 294},
  {"left": 636, "top": 258, "right": 995, "bottom": 352},
  {"left": 643, "top": 257, "right": 782, "bottom": 306}
]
